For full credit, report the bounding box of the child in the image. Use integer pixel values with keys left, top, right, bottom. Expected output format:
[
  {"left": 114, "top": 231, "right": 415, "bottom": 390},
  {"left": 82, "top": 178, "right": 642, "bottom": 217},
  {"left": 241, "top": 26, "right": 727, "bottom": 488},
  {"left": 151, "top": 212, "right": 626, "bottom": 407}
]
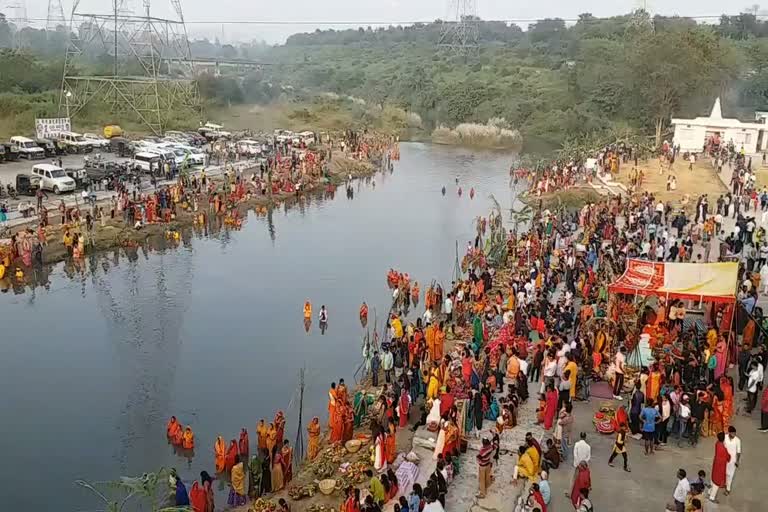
[{"left": 444, "top": 454, "right": 454, "bottom": 483}]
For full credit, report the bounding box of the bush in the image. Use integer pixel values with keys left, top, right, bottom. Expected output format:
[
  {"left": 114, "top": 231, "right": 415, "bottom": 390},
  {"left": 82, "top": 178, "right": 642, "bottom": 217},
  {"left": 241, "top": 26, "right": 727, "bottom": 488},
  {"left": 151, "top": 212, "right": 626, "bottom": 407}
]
[{"left": 431, "top": 120, "right": 523, "bottom": 149}]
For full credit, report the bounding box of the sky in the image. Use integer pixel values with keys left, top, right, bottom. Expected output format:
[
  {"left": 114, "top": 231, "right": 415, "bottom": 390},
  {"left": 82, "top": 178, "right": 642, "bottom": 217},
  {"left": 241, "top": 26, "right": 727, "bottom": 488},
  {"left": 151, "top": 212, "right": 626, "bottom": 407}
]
[{"left": 18, "top": 0, "right": 766, "bottom": 43}]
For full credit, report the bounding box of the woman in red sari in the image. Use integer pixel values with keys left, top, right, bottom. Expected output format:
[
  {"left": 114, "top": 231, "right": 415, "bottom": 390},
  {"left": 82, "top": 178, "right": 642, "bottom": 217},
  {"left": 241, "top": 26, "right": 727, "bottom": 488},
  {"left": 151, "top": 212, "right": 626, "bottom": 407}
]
[
  {"left": 570, "top": 461, "right": 591, "bottom": 508},
  {"left": 343, "top": 486, "right": 361, "bottom": 512},
  {"left": 711, "top": 432, "right": 730, "bottom": 501},
  {"left": 239, "top": 428, "right": 249, "bottom": 460},
  {"left": 224, "top": 440, "right": 238, "bottom": 474},
  {"left": 385, "top": 418, "right": 397, "bottom": 464},
  {"left": 543, "top": 383, "right": 558, "bottom": 430}
]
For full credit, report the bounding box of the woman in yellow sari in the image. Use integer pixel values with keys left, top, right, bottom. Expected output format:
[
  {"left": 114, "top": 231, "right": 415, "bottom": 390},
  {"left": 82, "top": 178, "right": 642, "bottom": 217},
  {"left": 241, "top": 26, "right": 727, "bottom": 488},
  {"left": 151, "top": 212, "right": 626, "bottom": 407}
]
[
  {"left": 227, "top": 456, "right": 247, "bottom": 506},
  {"left": 266, "top": 423, "right": 278, "bottom": 455},
  {"left": 707, "top": 328, "right": 718, "bottom": 353},
  {"left": 427, "top": 364, "right": 441, "bottom": 400},
  {"left": 257, "top": 419, "right": 268, "bottom": 453},
  {"left": 307, "top": 417, "right": 321, "bottom": 460}
]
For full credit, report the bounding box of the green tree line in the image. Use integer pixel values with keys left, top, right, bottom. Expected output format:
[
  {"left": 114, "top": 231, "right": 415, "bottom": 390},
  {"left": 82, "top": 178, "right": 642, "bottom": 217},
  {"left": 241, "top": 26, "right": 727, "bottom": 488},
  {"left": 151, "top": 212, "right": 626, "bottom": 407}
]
[{"left": 5, "top": 10, "right": 768, "bottom": 145}]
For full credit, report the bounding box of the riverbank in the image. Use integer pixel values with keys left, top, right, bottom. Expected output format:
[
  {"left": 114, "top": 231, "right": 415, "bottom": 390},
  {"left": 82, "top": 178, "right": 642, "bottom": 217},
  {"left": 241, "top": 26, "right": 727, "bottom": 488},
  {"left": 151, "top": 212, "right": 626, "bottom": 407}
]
[{"left": 1, "top": 149, "right": 379, "bottom": 271}]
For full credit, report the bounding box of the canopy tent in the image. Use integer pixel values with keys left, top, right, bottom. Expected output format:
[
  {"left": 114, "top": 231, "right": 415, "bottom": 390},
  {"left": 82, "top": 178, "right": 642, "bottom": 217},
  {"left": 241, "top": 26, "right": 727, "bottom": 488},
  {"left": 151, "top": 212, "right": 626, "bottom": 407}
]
[{"left": 608, "top": 259, "right": 738, "bottom": 304}]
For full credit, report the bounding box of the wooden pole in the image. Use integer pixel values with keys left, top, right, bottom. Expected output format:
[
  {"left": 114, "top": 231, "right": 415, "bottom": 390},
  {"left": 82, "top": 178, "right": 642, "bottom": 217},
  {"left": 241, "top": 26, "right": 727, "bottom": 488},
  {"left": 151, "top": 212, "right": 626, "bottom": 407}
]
[{"left": 294, "top": 367, "right": 306, "bottom": 463}]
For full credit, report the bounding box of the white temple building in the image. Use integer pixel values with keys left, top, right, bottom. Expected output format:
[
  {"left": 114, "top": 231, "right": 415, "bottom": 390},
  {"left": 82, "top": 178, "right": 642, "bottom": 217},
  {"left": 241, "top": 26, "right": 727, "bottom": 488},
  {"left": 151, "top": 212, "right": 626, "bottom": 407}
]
[{"left": 671, "top": 98, "right": 768, "bottom": 154}]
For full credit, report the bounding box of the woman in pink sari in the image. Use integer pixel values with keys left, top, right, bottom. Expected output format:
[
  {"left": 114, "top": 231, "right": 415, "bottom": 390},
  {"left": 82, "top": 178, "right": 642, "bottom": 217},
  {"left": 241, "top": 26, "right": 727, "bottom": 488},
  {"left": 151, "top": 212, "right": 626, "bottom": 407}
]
[{"left": 714, "top": 337, "right": 728, "bottom": 380}]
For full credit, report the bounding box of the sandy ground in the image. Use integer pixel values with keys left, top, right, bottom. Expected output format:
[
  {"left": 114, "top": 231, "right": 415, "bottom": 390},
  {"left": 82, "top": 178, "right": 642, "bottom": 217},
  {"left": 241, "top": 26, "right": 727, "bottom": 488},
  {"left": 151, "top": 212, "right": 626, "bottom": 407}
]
[{"left": 615, "top": 157, "right": 728, "bottom": 211}]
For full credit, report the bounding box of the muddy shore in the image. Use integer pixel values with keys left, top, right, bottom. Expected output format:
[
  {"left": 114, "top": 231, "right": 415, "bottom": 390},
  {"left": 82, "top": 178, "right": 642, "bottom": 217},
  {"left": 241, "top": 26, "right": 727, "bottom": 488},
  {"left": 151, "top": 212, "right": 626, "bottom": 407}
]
[{"left": 6, "top": 151, "right": 379, "bottom": 268}]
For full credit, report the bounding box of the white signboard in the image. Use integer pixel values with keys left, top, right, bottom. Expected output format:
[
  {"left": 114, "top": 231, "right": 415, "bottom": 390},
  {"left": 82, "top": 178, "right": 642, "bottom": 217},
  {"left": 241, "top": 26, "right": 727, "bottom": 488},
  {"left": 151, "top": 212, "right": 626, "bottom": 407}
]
[{"left": 35, "top": 117, "right": 71, "bottom": 139}]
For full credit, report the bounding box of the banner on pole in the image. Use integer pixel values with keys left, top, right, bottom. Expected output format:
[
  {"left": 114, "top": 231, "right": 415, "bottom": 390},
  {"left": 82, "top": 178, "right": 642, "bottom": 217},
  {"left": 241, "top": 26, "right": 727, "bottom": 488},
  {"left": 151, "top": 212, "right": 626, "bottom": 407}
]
[{"left": 35, "top": 118, "right": 71, "bottom": 139}]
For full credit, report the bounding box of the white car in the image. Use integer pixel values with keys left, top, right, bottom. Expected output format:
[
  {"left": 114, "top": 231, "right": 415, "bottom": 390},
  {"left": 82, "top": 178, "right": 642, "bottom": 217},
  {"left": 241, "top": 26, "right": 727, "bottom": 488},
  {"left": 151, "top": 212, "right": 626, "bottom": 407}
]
[
  {"left": 10, "top": 136, "right": 45, "bottom": 159},
  {"left": 236, "top": 139, "right": 262, "bottom": 157},
  {"left": 57, "top": 131, "right": 93, "bottom": 153},
  {"left": 83, "top": 133, "right": 110, "bottom": 150},
  {"left": 31, "top": 163, "right": 76, "bottom": 194}
]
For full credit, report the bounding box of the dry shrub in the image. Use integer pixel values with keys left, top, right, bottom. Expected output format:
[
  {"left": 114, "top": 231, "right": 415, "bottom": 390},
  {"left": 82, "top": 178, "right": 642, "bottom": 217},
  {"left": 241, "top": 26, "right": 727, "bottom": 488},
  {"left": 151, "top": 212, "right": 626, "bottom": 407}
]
[{"left": 432, "top": 119, "right": 522, "bottom": 149}]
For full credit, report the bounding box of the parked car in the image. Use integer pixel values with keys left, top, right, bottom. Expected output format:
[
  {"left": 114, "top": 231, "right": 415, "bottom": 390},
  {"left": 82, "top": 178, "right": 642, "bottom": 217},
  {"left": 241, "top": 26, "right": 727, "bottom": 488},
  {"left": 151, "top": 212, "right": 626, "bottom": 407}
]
[
  {"left": 131, "top": 151, "right": 162, "bottom": 173},
  {"left": 15, "top": 173, "right": 41, "bottom": 196},
  {"left": 10, "top": 136, "right": 45, "bottom": 159},
  {"left": 83, "top": 133, "right": 110, "bottom": 150},
  {"left": 31, "top": 163, "right": 76, "bottom": 194},
  {"left": 57, "top": 132, "right": 93, "bottom": 154},
  {"left": 35, "top": 138, "right": 57, "bottom": 157}
]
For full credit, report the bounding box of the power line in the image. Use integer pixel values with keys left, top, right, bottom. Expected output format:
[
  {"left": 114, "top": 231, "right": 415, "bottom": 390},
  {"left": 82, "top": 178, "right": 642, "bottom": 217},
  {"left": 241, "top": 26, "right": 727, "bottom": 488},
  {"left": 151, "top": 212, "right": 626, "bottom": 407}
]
[{"left": 0, "top": 13, "right": 751, "bottom": 26}]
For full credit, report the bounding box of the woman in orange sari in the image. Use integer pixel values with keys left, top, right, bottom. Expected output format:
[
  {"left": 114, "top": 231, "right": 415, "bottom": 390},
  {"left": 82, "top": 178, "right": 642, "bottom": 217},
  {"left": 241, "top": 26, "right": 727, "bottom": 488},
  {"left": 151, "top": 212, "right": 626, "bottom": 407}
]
[
  {"left": 433, "top": 323, "right": 446, "bottom": 362},
  {"left": 646, "top": 364, "right": 662, "bottom": 404},
  {"left": 307, "top": 417, "right": 321, "bottom": 460},
  {"left": 182, "top": 426, "right": 195, "bottom": 450},
  {"left": 720, "top": 376, "right": 734, "bottom": 430},
  {"left": 385, "top": 418, "right": 397, "bottom": 464},
  {"left": 330, "top": 401, "right": 345, "bottom": 443},
  {"left": 214, "top": 436, "right": 226, "bottom": 473},
  {"left": 328, "top": 383, "right": 338, "bottom": 427},
  {"left": 166, "top": 416, "right": 181, "bottom": 440},
  {"left": 710, "top": 391, "right": 724, "bottom": 436}
]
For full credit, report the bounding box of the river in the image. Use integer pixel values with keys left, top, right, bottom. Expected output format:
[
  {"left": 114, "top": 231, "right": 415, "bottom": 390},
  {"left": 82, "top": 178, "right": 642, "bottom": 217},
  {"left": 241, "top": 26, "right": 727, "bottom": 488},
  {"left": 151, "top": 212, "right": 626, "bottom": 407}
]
[{"left": 0, "top": 143, "right": 519, "bottom": 511}]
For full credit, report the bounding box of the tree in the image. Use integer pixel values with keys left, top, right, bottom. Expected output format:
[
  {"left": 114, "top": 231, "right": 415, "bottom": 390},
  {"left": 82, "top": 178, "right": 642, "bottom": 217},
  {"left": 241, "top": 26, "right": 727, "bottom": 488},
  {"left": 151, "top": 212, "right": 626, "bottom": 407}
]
[{"left": 626, "top": 27, "right": 742, "bottom": 146}]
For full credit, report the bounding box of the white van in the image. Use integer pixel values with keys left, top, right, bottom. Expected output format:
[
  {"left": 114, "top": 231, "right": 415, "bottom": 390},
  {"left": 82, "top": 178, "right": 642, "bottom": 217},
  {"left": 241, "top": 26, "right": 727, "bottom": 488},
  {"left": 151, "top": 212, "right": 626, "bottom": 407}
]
[
  {"left": 11, "top": 136, "right": 45, "bottom": 159},
  {"left": 132, "top": 152, "right": 162, "bottom": 173},
  {"left": 31, "top": 163, "right": 76, "bottom": 194}
]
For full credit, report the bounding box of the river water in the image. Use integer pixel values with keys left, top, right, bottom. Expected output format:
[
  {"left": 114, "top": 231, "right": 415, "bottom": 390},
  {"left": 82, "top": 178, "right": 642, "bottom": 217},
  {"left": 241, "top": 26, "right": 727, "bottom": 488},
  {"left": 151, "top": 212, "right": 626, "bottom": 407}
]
[{"left": 0, "top": 143, "right": 519, "bottom": 511}]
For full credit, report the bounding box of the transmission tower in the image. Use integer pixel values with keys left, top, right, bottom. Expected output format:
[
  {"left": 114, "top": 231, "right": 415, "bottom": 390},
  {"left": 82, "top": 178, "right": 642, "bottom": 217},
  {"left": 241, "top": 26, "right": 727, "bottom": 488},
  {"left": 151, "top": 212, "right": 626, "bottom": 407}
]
[
  {"left": 59, "top": 0, "right": 201, "bottom": 135},
  {"left": 438, "top": 0, "right": 479, "bottom": 55},
  {"left": 46, "top": 0, "right": 65, "bottom": 31}
]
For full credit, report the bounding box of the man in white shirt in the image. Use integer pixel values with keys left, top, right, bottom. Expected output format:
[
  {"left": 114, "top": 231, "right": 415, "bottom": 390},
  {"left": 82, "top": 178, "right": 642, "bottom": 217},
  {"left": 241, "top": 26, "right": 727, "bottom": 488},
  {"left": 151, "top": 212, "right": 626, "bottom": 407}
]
[
  {"left": 444, "top": 294, "right": 453, "bottom": 322},
  {"left": 423, "top": 309, "right": 433, "bottom": 324},
  {"left": 566, "top": 433, "right": 591, "bottom": 497},
  {"left": 677, "top": 396, "right": 691, "bottom": 447},
  {"left": 724, "top": 426, "right": 741, "bottom": 495},
  {"left": 673, "top": 468, "right": 691, "bottom": 511},
  {"left": 655, "top": 244, "right": 665, "bottom": 261}
]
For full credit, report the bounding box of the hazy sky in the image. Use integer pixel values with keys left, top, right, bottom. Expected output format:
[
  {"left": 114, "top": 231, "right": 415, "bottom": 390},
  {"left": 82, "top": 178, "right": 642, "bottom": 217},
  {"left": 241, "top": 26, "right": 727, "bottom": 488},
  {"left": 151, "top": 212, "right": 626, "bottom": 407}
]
[{"left": 23, "top": 0, "right": 760, "bottom": 43}]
